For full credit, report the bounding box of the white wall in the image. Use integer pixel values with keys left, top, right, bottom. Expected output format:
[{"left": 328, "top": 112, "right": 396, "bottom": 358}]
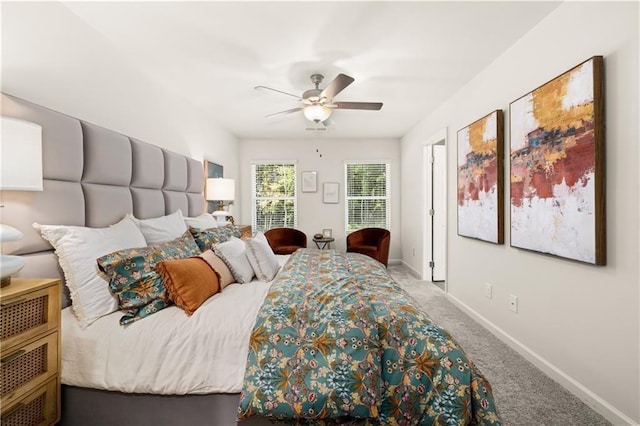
[
  {"left": 401, "top": 2, "right": 639, "bottom": 424},
  {"left": 1, "top": 1, "right": 239, "bottom": 211},
  {"left": 239, "top": 138, "right": 401, "bottom": 260}
]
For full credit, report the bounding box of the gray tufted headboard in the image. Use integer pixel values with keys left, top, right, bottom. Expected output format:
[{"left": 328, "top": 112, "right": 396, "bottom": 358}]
[{"left": 0, "top": 93, "right": 206, "bottom": 303}]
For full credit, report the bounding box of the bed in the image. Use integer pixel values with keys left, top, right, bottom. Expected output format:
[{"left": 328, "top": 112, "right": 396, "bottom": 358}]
[{"left": 1, "top": 93, "right": 500, "bottom": 425}]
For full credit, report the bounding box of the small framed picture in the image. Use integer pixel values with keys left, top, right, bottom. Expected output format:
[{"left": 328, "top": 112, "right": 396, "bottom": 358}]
[
  {"left": 323, "top": 182, "right": 339, "bottom": 204},
  {"left": 322, "top": 229, "right": 332, "bottom": 238},
  {"left": 301, "top": 171, "right": 317, "bottom": 192}
]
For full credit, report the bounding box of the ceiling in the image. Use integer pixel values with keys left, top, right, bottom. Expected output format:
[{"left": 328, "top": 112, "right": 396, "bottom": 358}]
[{"left": 15, "top": 1, "right": 561, "bottom": 140}]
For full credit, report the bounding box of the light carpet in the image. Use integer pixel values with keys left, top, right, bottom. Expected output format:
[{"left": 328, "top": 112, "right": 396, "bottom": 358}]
[{"left": 387, "top": 265, "right": 611, "bottom": 426}]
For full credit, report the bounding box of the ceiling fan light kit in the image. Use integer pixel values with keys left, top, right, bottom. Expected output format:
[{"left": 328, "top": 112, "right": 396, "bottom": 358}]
[
  {"left": 257, "top": 73, "right": 383, "bottom": 125},
  {"left": 303, "top": 104, "right": 332, "bottom": 123}
]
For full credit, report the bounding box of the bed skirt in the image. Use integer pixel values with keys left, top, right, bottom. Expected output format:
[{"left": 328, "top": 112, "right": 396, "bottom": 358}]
[{"left": 60, "top": 385, "right": 276, "bottom": 426}]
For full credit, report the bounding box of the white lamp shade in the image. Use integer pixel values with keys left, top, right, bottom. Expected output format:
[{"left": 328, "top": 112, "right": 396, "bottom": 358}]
[
  {"left": 206, "top": 178, "right": 235, "bottom": 201},
  {"left": 0, "top": 117, "right": 43, "bottom": 191},
  {"left": 303, "top": 104, "right": 332, "bottom": 123}
]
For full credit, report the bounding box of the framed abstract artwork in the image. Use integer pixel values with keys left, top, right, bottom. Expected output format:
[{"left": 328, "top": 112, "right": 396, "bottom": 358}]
[
  {"left": 204, "top": 161, "right": 224, "bottom": 213},
  {"left": 457, "top": 109, "right": 504, "bottom": 244},
  {"left": 509, "top": 56, "right": 605, "bottom": 265}
]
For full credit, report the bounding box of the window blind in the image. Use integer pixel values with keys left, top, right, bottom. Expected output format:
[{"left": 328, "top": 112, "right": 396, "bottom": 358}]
[
  {"left": 344, "top": 162, "right": 390, "bottom": 232},
  {"left": 251, "top": 163, "right": 297, "bottom": 232}
]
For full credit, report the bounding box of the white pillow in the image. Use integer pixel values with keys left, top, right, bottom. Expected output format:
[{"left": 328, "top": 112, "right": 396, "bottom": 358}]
[
  {"left": 127, "top": 210, "right": 187, "bottom": 245},
  {"left": 213, "top": 237, "right": 254, "bottom": 284},
  {"left": 34, "top": 216, "right": 147, "bottom": 328},
  {"left": 184, "top": 213, "right": 218, "bottom": 230},
  {"left": 245, "top": 232, "right": 280, "bottom": 282}
]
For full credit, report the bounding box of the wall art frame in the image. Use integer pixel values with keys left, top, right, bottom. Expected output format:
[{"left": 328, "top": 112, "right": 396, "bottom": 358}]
[
  {"left": 204, "top": 160, "right": 224, "bottom": 213},
  {"left": 509, "top": 55, "right": 605, "bottom": 265},
  {"left": 457, "top": 109, "right": 504, "bottom": 244},
  {"left": 301, "top": 171, "right": 318, "bottom": 193},
  {"left": 323, "top": 182, "right": 339, "bottom": 204}
]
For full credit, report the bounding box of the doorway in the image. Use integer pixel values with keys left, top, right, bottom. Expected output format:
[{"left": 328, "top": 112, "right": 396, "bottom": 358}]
[{"left": 422, "top": 129, "right": 447, "bottom": 290}]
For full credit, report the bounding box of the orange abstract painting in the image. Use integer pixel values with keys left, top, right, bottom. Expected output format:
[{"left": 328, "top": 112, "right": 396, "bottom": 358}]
[
  {"left": 509, "top": 56, "right": 605, "bottom": 264},
  {"left": 457, "top": 110, "right": 504, "bottom": 244}
]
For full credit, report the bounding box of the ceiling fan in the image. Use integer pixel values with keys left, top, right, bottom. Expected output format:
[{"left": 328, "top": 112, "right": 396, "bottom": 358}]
[{"left": 255, "top": 73, "right": 383, "bottom": 124}]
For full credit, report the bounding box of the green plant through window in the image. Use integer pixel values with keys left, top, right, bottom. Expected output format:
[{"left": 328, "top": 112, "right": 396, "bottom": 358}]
[
  {"left": 251, "top": 163, "right": 297, "bottom": 232},
  {"left": 345, "top": 162, "right": 390, "bottom": 232}
]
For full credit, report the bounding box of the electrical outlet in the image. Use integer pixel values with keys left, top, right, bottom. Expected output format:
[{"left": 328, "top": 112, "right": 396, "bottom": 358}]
[
  {"left": 509, "top": 295, "right": 518, "bottom": 313},
  {"left": 484, "top": 283, "right": 492, "bottom": 299},
  {"left": 412, "top": 248, "right": 416, "bottom": 256}
]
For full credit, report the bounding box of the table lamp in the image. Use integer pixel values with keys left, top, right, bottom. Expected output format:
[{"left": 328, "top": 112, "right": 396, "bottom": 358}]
[
  {"left": 206, "top": 178, "right": 235, "bottom": 226},
  {"left": 0, "top": 117, "right": 43, "bottom": 287}
]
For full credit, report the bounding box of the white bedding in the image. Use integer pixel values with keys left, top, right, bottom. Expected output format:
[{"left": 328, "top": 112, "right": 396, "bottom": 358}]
[{"left": 61, "top": 255, "right": 289, "bottom": 395}]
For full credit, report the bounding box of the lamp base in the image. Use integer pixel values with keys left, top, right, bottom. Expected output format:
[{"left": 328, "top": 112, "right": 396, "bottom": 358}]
[
  {"left": 0, "top": 254, "right": 26, "bottom": 287},
  {"left": 212, "top": 210, "right": 231, "bottom": 226}
]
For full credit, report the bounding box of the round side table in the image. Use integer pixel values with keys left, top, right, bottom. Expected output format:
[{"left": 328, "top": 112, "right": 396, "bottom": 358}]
[{"left": 313, "top": 237, "right": 335, "bottom": 249}]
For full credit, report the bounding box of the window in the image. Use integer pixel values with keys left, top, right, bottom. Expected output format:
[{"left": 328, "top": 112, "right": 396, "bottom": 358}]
[
  {"left": 345, "top": 162, "right": 390, "bottom": 232},
  {"left": 251, "top": 162, "right": 297, "bottom": 232}
]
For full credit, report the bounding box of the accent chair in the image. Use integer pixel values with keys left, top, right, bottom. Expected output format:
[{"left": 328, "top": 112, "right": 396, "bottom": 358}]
[
  {"left": 264, "top": 228, "right": 307, "bottom": 255},
  {"left": 346, "top": 227, "right": 390, "bottom": 267}
]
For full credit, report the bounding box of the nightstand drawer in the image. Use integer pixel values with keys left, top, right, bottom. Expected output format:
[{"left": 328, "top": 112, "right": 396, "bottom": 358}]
[
  {"left": 1, "top": 332, "right": 59, "bottom": 406},
  {"left": 0, "top": 377, "right": 58, "bottom": 426},
  {"left": 1, "top": 285, "right": 60, "bottom": 352}
]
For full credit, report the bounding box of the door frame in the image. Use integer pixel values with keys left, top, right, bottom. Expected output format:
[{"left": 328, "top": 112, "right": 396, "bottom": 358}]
[{"left": 422, "top": 128, "right": 448, "bottom": 287}]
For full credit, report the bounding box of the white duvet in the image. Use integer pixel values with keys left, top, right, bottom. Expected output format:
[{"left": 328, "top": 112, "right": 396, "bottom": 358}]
[{"left": 61, "top": 263, "right": 283, "bottom": 395}]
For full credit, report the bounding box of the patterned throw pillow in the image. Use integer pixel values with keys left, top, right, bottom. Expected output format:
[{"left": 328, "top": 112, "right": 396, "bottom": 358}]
[
  {"left": 34, "top": 216, "right": 147, "bottom": 328},
  {"left": 97, "top": 231, "right": 201, "bottom": 325},
  {"left": 189, "top": 223, "right": 241, "bottom": 251}
]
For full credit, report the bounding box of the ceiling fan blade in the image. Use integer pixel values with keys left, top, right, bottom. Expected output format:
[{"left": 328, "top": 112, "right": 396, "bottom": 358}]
[
  {"left": 320, "top": 74, "right": 354, "bottom": 100},
  {"left": 265, "top": 107, "right": 303, "bottom": 118},
  {"left": 332, "top": 101, "right": 383, "bottom": 110},
  {"left": 255, "top": 85, "right": 301, "bottom": 100}
]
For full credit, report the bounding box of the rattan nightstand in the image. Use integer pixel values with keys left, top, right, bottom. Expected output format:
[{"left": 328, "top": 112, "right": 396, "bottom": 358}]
[{"left": 1, "top": 278, "right": 61, "bottom": 426}]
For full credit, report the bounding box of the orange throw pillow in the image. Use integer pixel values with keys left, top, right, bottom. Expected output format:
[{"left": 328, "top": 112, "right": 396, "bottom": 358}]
[{"left": 156, "top": 257, "right": 220, "bottom": 316}]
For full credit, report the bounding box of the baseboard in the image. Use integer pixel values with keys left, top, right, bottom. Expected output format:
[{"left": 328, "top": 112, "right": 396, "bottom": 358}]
[
  {"left": 400, "top": 260, "right": 421, "bottom": 278},
  {"left": 387, "top": 258, "right": 403, "bottom": 266},
  {"left": 446, "top": 293, "right": 638, "bottom": 426}
]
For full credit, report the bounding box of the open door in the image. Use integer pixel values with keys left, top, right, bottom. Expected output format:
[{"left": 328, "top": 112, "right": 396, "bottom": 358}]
[
  {"left": 431, "top": 144, "right": 446, "bottom": 282},
  {"left": 422, "top": 129, "right": 447, "bottom": 287}
]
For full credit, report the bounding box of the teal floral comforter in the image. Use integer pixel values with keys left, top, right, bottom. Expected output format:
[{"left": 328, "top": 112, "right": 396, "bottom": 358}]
[{"left": 238, "top": 249, "right": 501, "bottom": 425}]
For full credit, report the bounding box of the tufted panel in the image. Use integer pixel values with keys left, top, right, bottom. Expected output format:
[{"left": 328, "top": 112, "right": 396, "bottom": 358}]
[
  {"left": 186, "top": 157, "right": 205, "bottom": 193},
  {"left": 163, "top": 150, "right": 188, "bottom": 191},
  {"left": 82, "top": 183, "right": 134, "bottom": 228},
  {"left": 130, "top": 188, "right": 166, "bottom": 219},
  {"left": 1, "top": 94, "right": 83, "bottom": 182},
  {"left": 187, "top": 193, "right": 205, "bottom": 216},
  {"left": 2, "top": 180, "right": 85, "bottom": 255},
  {"left": 0, "top": 93, "right": 206, "bottom": 279},
  {"left": 81, "top": 122, "right": 132, "bottom": 186},
  {"left": 131, "top": 138, "right": 164, "bottom": 189},
  {"left": 162, "top": 191, "right": 189, "bottom": 216}
]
